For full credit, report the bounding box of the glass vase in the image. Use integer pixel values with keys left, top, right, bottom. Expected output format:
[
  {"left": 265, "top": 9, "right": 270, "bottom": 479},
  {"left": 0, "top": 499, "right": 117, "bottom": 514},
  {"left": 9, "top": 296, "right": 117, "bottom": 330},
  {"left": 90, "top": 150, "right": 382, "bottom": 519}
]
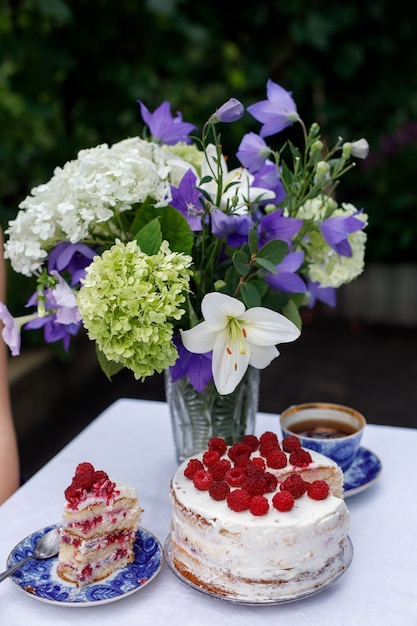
[{"left": 164, "top": 366, "right": 260, "bottom": 464}]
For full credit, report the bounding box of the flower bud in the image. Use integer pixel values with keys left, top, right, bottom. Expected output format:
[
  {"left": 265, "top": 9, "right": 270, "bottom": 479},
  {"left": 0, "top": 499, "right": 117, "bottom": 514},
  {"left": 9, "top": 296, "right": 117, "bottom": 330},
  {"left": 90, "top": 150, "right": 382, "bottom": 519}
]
[
  {"left": 209, "top": 98, "right": 244, "bottom": 123},
  {"left": 351, "top": 138, "right": 369, "bottom": 159},
  {"left": 314, "top": 160, "right": 331, "bottom": 184}
]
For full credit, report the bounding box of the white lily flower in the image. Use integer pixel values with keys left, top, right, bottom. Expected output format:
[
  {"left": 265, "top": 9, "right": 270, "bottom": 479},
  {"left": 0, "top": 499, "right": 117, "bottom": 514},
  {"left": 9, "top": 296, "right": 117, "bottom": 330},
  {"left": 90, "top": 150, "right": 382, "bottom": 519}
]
[
  {"left": 180, "top": 292, "right": 300, "bottom": 395},
  {"left": 199, "top": 144, "right": 275, "bottom": 215}
]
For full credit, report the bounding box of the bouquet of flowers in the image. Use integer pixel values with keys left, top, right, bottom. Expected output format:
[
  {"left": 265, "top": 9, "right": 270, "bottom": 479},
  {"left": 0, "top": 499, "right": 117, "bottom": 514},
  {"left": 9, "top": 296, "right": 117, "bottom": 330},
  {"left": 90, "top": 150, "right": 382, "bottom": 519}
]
[{"left": 1, "top": 80, "right": 368, "bottom": 396}]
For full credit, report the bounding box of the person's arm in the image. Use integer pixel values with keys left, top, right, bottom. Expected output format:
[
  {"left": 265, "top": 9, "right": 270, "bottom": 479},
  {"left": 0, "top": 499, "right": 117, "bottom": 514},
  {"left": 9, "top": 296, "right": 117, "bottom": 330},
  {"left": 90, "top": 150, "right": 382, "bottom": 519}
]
[{"left": 0, "top": 228, "right": 20, "bottom": 504}]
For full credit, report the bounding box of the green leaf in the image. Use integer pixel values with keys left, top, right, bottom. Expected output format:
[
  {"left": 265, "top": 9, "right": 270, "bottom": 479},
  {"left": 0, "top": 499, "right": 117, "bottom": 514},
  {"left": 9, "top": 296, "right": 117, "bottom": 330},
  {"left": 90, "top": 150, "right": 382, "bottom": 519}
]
[
  {"left": 232, "top": 249, "right": 251, "bottom": 276},
  {"left": 261, "top": 289, "right": 290, "bottom": 312},
  {"left": 135, "top": 218, "right": 162, "bottom": 255},
  {"left": 132, "top": 203, "right": 194, "bottom": 255},
  {"left": 254, "top": 257, "right": 278, "bottom": 273},
  {"left": 257, "top": 239, "right": 288, "bottom": 264},
  {"left": 241, "top": 281, "right": 261, "bottom": 308},
  {"left": 281, "top": 298, "right": 302, "bottom": 330},
  {"left": 96, "top": 347, "right": 124, "bottom": 380}
]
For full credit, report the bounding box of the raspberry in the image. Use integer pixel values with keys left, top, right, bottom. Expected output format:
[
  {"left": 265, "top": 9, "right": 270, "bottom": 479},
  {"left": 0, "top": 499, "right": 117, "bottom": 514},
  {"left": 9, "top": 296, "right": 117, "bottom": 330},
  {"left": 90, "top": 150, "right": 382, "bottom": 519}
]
[
  {"left": 250, "top": 495, "right": 269, "bottom": 516},
  {"left": 242, "top": 476, "right": 267, "bottom": 496},
  {"left": 184, "top": 458, "right": 204, "bottom": 479},
  {"left": 208, "top": 437, "right": 227, "bottom": 456},
  {"left": 225, "top": 466, "right": 246, "bottom": 487},
  {"left": 307, "top": 480, "right": 330, "bottom": 500},
  {"left": 289, "top": 448, "right": 312, "bottom": 467},
  {"left": 209, "top": 480, "right": 230, "bottom": 501},
  {"left": 92, "top": 470, "right": 109, "bottom": 485},
  {"left": 259, "top": 431, "right": 279, "bottom": 446},
  {"left": 72, "top": 472, "right": 94, "bottom": 491},
  {"left": 228, "top": 442, "right": 251, "bottom": 466},
  {"left": 241, "top": 434, "right": 259, "bottom": 452},
  {"left": 282, "top": 435, "right": 301, "bottom": 452},
  {"left": 272, "top": 490, "right": 295, "bottom": 512},
  {"left": 64, "top": 484, "right": 84, "bottom": 507},
  {"left": 227, "top": 489, "right": 251, "bottom": 512},
  {"left": 209, "top": 458, "right": 231, "bottom": 480},
  {"left": 193, "top": 469, "right": 213, "bottom": 491},
  {"left": 259, "top": 440, "right": 280, "bottom": 457},
  {"left": 203, "top": 449, "right": 221, "bottom": 468},
  {"left": 264, "top": 471, "right": 278, "bottom": 493},
  {"left": 75, "top": 462, "right": 95, "bottom": 475},
  {"left": 280, "top": 473, "right": 307, "bottom": 498},
  {"left": 252, "top": 457, "right": 266, "bottom": 470},
  {"left": 266, "top": 449, "right": 287, "bottom": 469}
]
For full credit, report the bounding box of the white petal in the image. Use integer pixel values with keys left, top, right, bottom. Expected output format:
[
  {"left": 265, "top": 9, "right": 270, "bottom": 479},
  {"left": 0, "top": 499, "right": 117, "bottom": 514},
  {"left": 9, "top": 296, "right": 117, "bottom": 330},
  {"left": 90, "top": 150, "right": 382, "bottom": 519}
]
[
  {"left": 201, "top": 292, "right": 245, "bottom": 331},
  {"left": 242, "top": 307, "right": 300, "bottom": 346},
  {"left": 180, "top": 323, "right": 217, "bottom": 354},
  {"left": 249, "top": 344, "right": 279, "bottom": 369},
  {"left": 212, "top": 329, "right": 250, "bottom": 395}
]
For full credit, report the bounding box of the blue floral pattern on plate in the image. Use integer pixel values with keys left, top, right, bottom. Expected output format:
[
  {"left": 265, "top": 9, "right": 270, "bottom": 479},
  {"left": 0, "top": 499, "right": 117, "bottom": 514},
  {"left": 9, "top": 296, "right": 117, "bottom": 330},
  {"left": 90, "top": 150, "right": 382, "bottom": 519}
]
[
  {"left": 6, "top": 524, "right": 163, "bottom": 606},
  {"left": 343, "top": 447, "right": 382, "bottom": 497}
]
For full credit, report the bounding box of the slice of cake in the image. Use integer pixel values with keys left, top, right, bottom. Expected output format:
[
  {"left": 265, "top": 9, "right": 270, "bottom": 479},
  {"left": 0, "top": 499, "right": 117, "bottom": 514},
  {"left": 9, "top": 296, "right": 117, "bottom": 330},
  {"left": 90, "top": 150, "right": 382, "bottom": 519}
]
[
  {"left": 57, "top": 462, "right": 143, "bottom": 587},
  {"left": 168, "top": 432, "right": 351, "bottom": 602}
]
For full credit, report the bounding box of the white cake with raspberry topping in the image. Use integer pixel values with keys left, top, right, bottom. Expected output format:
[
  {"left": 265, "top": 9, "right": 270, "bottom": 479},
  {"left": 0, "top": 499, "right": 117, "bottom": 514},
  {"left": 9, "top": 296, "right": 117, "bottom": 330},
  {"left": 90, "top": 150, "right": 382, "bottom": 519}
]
[
  {"left": 167, "top": 432, "right": 351, "bottom": 602},
  {"left": 57, "top": 462, "right": 143, "bottom": 587}
]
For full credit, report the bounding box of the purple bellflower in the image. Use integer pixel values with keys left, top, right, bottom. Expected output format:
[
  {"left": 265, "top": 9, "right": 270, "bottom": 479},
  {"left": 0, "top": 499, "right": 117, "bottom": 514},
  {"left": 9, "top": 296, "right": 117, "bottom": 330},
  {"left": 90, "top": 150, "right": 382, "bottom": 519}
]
[
  {"left": 209, "top": 98, "right": 244, "bottom": 124},
  {"left": 266, "top": 251, "right": 307, "bottom": 293},
  {"left": 25, "top": 272, "right": 82, "bottom": 350},
  {"left": 236, "top": 132, "right": 271, "bottom": 172},
  {"left": 257, "top": 209, "right": 303, "bottom": 248},
  {"left": 252, "top": 161, "right": 286, "bottom": 206},
  {"left": 211, "top": 209, "right": 252, "bottom": 248},
  {"left": 320, "top": 210, "right": 366, "bottom": 256},
  {"left": 0, "top": 303, "right": 23, "bottom": 356},
  {"left": 306, "top": 279, "right": 336, "bottom": 309},
  {"left": 247, "top": 80, "right": 300, "bottom": 138},
  {"left": 169, "top": 334, "right": 213, "bottom": 392},
  {"left": 48, "top": 241, "right": 96, "bottom": 286},
  {"left": 138, "top": 100, "right": 197, "bottom": 145},
  {"left": 170, "top": 168, "right": 204, "bottom": 231}
]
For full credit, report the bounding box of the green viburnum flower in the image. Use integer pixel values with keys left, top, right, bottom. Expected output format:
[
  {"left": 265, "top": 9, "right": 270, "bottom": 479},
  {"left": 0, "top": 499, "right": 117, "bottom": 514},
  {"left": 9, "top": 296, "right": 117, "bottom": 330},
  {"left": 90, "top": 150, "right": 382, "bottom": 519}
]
[{"left": 77, "top": 239, "right": 192, "bottom": 379}]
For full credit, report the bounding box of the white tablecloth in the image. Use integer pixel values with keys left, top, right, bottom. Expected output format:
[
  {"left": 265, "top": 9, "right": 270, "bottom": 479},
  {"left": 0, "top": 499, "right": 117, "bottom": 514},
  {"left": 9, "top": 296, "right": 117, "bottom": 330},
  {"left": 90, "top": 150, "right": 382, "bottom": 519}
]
[{"left": 0, "top": 399, "right": 416, "bottom": 626}]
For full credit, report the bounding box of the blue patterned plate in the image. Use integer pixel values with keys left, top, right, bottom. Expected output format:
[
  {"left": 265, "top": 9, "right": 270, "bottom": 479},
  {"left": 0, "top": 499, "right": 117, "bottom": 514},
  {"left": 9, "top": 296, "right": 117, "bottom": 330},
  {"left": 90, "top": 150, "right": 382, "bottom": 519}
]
[
  {"left": 343, "top": 447, "right": 382, "bottom": 497},
  {"left": 6, "top": 524, "right": 163, "bottom": 606}
]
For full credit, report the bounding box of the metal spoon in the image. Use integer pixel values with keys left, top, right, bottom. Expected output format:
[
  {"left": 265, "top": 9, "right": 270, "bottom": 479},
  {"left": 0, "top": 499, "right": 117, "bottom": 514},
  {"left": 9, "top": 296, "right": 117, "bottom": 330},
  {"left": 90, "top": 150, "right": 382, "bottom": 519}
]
[{"left": 0, "top": 527, "right": 61, "bottom": 583}]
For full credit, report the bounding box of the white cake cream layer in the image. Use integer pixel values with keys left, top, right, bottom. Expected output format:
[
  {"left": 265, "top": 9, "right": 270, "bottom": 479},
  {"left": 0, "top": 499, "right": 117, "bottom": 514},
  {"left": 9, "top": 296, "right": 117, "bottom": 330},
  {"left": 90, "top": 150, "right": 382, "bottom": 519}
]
[{"left": 169, "top": 452, "right": 351, "bottom": 601}]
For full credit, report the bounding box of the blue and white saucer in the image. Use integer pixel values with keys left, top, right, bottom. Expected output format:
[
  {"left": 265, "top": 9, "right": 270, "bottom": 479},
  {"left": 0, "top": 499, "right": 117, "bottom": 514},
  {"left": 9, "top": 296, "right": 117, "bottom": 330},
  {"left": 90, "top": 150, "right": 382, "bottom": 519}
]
[
  {"left": 343, "top": 447, "right": 382, "bottom": 497},
  {"left": 6, "top": 524, "right": 163, "bottom": 606}
]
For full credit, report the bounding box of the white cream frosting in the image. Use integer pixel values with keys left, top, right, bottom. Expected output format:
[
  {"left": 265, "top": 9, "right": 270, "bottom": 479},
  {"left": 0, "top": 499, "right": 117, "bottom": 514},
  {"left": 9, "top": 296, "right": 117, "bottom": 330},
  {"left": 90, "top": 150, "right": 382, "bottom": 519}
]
[{"left": 169, "top": 449, "right": 351, "bottom": 601}]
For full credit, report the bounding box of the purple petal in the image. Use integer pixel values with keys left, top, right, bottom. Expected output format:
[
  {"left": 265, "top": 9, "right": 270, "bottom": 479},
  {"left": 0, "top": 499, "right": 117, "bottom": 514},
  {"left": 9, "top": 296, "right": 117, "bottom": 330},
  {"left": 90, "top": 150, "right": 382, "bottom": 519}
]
[
  {"left": 258, "top": 210, "right": 302, "bottom": 247},
  {"left": 247, "top": 80, "right": 299, "bottom": 138},
  {"left": 266, "top": 251, "right": 307, "bottom": 293},
  {"left": 307, "top": 279, "right": 336, "bottom": 308},
  {"left": 0, "top": 303, "right": 21, "bottom": 356},
  {"left": 236, "top": 132, "right": 269, "bottom": 172},
  {"left": 138, "top": 100, "right": 197, "bottom": 145},
  {"left": 252, "top": 161, "right": 286, "bottom": 205},
  {"left": 321, "top": 212, "right": 365, "bottom": 257},
  {"left": 170, "top": 169, "right": 204, "bottom": 231},
  {"left": 211, "top": 209, "right": 251, "bottom": 247},
  {"left": 170, "top": 335, "right": 213, "bottom": 392}
]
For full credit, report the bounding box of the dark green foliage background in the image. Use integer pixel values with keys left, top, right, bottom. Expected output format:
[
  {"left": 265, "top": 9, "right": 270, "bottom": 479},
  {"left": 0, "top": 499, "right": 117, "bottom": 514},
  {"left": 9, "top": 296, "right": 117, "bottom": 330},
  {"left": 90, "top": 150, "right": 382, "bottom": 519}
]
[{"left": 1, "top": 0, "right": 416, "bottom": 279}]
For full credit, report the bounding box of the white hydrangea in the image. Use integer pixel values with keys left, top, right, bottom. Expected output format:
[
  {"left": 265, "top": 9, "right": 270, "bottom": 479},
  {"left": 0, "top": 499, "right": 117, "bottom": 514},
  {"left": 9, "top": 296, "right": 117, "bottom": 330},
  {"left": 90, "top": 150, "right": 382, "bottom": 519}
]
[
  {"left": 4, "top": 137, "right": 191, "bottom": 276},
  {"left": 303, "top": 203, "right": 368, "bottom": 288}
]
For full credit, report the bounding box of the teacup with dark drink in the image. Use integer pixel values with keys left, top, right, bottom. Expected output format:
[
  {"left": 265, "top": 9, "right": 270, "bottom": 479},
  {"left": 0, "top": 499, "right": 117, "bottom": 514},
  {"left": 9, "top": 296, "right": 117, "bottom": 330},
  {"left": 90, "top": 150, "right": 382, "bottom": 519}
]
[{"left": 280, "top": 403, "right": 366, "bottom": 471}]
